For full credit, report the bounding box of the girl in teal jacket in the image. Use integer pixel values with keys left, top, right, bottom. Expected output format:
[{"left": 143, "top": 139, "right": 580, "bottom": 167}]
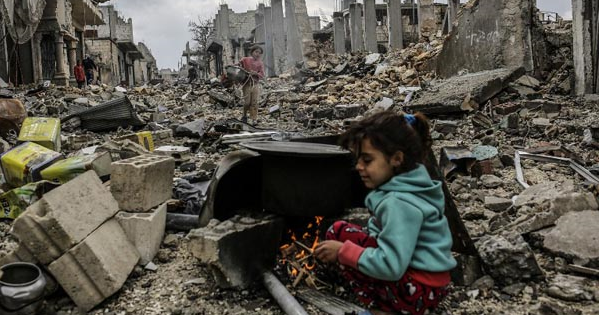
[{"left": 314, "top": 111, "right": 456, "bottom": 315}]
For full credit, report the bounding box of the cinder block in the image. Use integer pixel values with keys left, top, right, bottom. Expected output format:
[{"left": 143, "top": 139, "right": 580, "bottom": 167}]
[
  {"left": 0, "top": 244, "right": 38, "bottom": 266},
  {"left": 188, "top": 215, "right": 284, "bottom": 289},
  {"left": 48, "top": 219, "right": 140, "bottom": 312},
  {"left": 110, "top": 154, "right": 175, "bottom": 212},
  {"left": 12, "top": 171, "right": 120, "bottom": 264},
  {"left": 115, "top": 203, "right": 167, "bottom": 265}
]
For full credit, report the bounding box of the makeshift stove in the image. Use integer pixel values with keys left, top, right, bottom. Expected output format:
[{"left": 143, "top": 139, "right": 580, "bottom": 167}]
[
  {"left": 189, "top": 140, "right": 369, "bottom": 315},
  {"left": 189, "top": 140, "right": 476, "bottom": 315}
]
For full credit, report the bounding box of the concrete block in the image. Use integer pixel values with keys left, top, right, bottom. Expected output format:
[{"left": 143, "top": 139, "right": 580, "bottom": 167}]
[
  {"left": 110, "top": 154, "right": 175, "bottom": 212},
  {"left": 188, "top": 215, "right": 284, "bottom": 289},
  {"left": 12, "top": 171, "right": 120, "bottom": 264},
  {"left": 48, "top": 219, "right": 139, "bottom": 312},
  {"left": 115, "top": 203, "right": 167, "bottom": 265},
  {"left": 0, "top": 244, "right": 38, "bottom": 266}
]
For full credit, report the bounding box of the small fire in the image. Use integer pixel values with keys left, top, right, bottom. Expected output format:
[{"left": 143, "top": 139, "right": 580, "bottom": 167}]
[{"left": 278, "top": 216, "right": 325, "bottom": 288}]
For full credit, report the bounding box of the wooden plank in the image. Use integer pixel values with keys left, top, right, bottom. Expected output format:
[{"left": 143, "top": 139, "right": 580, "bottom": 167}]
[
  {"left": 296, "top": 288, "right": 364, "bottom": 315},
  {"left": 568, "top": 264, "right": 599, "bottom": 277},
  {"left": 424, "top": 150, "right": 477, "bottom": 255}
]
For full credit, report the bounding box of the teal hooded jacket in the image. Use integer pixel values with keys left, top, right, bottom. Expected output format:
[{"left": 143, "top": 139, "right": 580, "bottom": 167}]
[{"left": 337, "top": 164, "right": 457, "bottom": 281}]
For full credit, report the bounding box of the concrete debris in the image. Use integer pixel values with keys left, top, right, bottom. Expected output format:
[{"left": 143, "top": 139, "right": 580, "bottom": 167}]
[
  {"left": 48, "top": 219, "right": 139, "bottom": 312},
  {"left": 407, "top": 67, "right": 526, "bottom": 114},
  {"left": 11, "top": 171, "right": 120, "bottom": 264},
  {"left": 475, "top": 231, "right": 544, "bottom": 285},
  {"left": 116, "top": 203, "right": 167, "bottom": 265},
  {"left": 545, "top": 274, "right": 596, "bottom": 302},
  {"left": 110, "top": 154, "right": 175, "bottom": 212},
  {"left": 543, "top": 211, "right": 599, "bottom": 267},
  {"left": 188, "top": 215, "right": 284, "bottom": 288},
  {"left": 0, "top": 2, "right": 598, "bottom": 313}
]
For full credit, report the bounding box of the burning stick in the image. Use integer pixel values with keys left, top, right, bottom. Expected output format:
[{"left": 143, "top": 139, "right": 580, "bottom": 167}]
[{"left": 293, "top": 240, "right": 314, "bottom": 253}]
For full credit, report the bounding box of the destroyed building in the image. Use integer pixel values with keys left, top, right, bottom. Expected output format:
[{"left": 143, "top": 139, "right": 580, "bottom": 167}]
[
  {"left": 207, "top": 0, "right": 321, "bottom": 77},
  {"left": 0, "top": 0, "right": 599, "bottom": 314},
  {"left": 0, "top": 0, "right": 106, "bottom": 86},
  {"left": 84, "top": 5, "right": 145, "bottom": 87},
  {"left": 134, "top": 42, "right": 159, "bottom": 84},
  {"left": 334, "top": 0, "right": 449, "bottom": 54}
]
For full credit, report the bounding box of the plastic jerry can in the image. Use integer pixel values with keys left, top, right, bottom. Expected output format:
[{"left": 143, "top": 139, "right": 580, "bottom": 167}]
[{"left": 18, "top": 117, "right": 61, "bottom": 151}]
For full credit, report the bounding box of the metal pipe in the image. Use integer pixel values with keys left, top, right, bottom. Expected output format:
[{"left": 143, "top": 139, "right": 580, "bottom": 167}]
[
  {"left": 262, "top": 271, "right": 309, "bottom": 315},
  {"left": 166, "top": 213, "right": 199, "bottom": 231}
]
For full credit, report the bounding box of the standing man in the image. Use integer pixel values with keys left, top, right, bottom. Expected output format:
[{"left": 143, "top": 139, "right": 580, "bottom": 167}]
[
  {"left": 188, "top": 63, "right": 198, "bottom": 84},
  {"left": 83, "top": 55, "right": 97, "bottom": 85},
  {"left": 239, "top": 45, "right": 265, "bottom": 123}
]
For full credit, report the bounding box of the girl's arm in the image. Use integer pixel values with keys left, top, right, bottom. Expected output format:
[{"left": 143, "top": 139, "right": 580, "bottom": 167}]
[{"left": 338, "top": 198, "right": 423, "bottom": 281}]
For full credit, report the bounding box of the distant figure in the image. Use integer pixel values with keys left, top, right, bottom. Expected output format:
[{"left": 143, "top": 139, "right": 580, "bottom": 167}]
[
  {"left": 238, "top": 45, "right": 264, "bottom": 123},
  {"left": 74, "top": 60, "right": 85, "bottom": 89},
  {"left": 83, "top": 55, "right": 97, "bottom": 85},
  {"left": 188, "top": 64, "right": 198, "bottom": 84}
]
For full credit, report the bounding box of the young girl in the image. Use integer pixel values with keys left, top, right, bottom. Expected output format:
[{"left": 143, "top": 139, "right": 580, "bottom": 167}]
[{"left": 314, "top": 111, "right": 456, "bottom": 315}]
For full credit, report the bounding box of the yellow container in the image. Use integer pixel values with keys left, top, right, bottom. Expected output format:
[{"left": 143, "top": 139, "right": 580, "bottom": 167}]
[
  {"left": 18, "top": 117, "right": 61, "bottom": 151},
  {"left": 117, "top": 131, "right": 155, "bottom": 151},
  {"left": 40, "top": 152, "right": 112, "bottom": 184},
  {"left": 0, "top": 142, "right": 63, "bottom": 188},
  {"left": 136, "top": 131, "right": 155, "bottom": 151}
]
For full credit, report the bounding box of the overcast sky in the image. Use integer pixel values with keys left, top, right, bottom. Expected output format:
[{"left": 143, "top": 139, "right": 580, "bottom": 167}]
[{"left": 105, "top": 0, "right": 572, "bottom": 70}]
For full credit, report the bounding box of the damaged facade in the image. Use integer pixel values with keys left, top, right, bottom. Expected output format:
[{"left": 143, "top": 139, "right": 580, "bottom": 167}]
[
  {"left": 85, "top": 5, "right": 147, "bottom": 86},
  {"left": 1, "top": 0, "right": 599, "bottom": 314},
  {"left": 334, "top": 0, "right": 449, "bottom": 54},
  {"left": 207, "top": 0, "right": 322, "bottom": 77},
  {"left": 0, "top": 1, "right": 157, "bottom": 87},
  {"left": 0, "top": 0, "right": 106, "bottom": 86}
]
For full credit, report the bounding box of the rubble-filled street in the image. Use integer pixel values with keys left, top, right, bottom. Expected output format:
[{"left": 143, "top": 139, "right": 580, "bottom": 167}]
[{"left": 0, "top": 0, "right": 598, "bottom": 315}]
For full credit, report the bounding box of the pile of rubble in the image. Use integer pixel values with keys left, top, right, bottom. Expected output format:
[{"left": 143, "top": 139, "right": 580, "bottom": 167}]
[{"left": 0, "top": 17, "right": 598, "bottom": 315}]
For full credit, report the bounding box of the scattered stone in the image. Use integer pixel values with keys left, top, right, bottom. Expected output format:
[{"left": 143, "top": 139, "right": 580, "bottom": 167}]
[
  {"left": 543, "top": 211, "right": 599, "bottom": 267},
  {"left": 484, "top": 196, "right": 513, "bottom": 212},
  {"left": 476, "top": 231, "right": 544, "bottom": 285},
  {"left": 11, "top": 171, "right": 119, "bottom": 264},
  {"left": 546, "top": 274, "right": 595, "bottom": 302},
  {"left": 116, "top": 203, "right": 167, "bottom": 265},
  {"left": 480, "top": 174, "right": 503, "bottom": 188}
]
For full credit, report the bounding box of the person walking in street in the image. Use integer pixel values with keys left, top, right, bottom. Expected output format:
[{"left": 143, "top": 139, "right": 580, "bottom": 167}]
[
  {"left": 74, "top": 60, "right": 86, "bottom": 89},
  {"left": 239, "top": 45, "right": 264, "bottom": 123},
  {"left": 83, "top": 55, "right": 97, "bottom": 85}
]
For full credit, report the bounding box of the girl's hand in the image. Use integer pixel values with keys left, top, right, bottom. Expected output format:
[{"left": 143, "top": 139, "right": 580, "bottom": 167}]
[{"left": 314, "top": 240, "right": 343, "bottom": 264}]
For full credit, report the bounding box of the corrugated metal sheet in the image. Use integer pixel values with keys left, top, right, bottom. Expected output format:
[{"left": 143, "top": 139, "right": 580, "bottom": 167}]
[{"left": 62, "top": 97, "right": 145, "bottom": 132}]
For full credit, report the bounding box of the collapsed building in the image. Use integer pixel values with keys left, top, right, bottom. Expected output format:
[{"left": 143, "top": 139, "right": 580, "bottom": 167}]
[
  {"left": 84, "top": 5, "right": 157, "bottom": 86},
  {"left": 0, "top": 0, "right": 599, "bottom": 314},
  {"left": 206, "top": 0, "right": 320, "bottom": 77},
  {"left": 0, "top": 0, "right": 106, "bottom": 86},
  {"left": 0, "top": 1, "right": 158, "bottom": 87},
  {"left": 134, "top": 42, "right": 159, "bottom": 84},
  {"left": 334, "top": 0, "right": 451, "bottom": 54}
]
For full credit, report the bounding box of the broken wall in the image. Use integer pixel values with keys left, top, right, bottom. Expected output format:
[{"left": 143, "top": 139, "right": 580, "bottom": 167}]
[
  {"left": 85, "top": 39, "right": 123, "bottom": 86},
  {"left": 436, "top": 0, "right": 536, "bottom": 78}
]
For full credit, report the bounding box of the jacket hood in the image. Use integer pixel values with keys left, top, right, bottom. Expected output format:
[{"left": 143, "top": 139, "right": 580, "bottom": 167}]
[{"left": 366, "top": 164, "right": 444, "bottom": 213}]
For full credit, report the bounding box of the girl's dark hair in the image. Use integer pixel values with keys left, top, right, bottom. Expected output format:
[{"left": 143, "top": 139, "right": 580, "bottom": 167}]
[{"left": 339, "top": 111, "right": 432, "bottom": 174}]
